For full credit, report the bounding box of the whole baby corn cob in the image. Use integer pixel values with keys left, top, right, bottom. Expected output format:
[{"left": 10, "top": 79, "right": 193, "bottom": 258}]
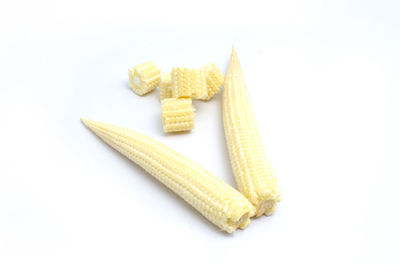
[
  {"left": 128, "top": 62, "right": 161, "bottom": 96},
  {"left": 161, "top": 98, "right": 195, "bottom": 133},
  {"left": 222, "top": 48, "right": 281, "bottom": 217},
  {"left": 82, "top": 119, "right": 255, "bottom": 233}
]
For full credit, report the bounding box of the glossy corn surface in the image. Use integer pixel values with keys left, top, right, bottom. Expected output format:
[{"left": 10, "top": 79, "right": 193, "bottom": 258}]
[
  {"left": 82, "top": 119, "right": 255, "bottom": 233},
  {"left": 222, "top": 48, "right": 281, "bottom": 217}
]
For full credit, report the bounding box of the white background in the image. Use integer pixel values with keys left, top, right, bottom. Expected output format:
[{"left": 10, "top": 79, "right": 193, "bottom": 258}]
[{"left": 0, "top": 0, "right": 399, "bottom": 264}]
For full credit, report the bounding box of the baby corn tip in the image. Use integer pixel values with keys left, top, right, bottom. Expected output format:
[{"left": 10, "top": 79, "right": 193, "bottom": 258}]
[
  {"left": 80, "top": 118, "right": 92, "bottom": 127},
  {"left": 80, "top": 118, "right": 88, "bottom": 125}
]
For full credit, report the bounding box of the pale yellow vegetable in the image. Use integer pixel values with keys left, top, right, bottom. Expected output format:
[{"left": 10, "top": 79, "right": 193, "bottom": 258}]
[
  {"left": 171, "top": 67, "right": 208, "bottom": 99},
  {"left": 161, "top": 98, "right": 195, "bottom": 133},
  {"left": 128, "top": 62, "right": 161, "bottom": 96},
  {"left": 203, "top": 63, "right": 224, "bottom": 100},
  {"left": 82, "top": 119, "right": 255, "bottom": 233},
  {"left": 222, "top": 47, "right": 281, "bottom": 217},
  {"left": 159, "top": 73, "right": 172, "bottom": 101}
]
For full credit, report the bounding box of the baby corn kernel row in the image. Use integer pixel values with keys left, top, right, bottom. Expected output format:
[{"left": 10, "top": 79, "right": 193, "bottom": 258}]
[
  {"left": 128, "top": 62, "right": 224, "bottom": 133},
  {"left": 159, "top": 73, "right": 173, "bottom": 101}
]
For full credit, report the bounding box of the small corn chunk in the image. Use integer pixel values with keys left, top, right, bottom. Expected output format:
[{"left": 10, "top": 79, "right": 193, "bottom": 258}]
[
  {"left": 223, "top": 47, "right": 281, "bottom": 217},
  {"left": 159, "top": 73, "right": 173, "bottom": 101},
  {"left": 170, "top": 67, "right": 192, "bottom": 98},
  {"left": 171, "top": 67, "right": 208, "bottom": 99},
  {"left": 82, "top": 119, "right": 255, "bottom": 233},
  {"left": 128, "top": 62, "right": 161, "bottom": 96},
  {"left": 203, "top": 63, "right": 224, "bottom": 100},
  {"left": 161, "top": 98, "right": 194, "bottom": 133}
]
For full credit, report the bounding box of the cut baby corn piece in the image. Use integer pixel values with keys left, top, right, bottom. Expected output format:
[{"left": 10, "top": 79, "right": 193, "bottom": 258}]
[
  {"left": 203, "top": 63, "right": 225, "bottom": 100},
  {"left": 222, "top": 47, "right": 281, "bottom": 217},
  {"left": 128, "top": 62, "right": 161, "bottom": 96},
  {"left": 81, "top": 119, "right": 255, "bottom": 233},
  {"left": 161, "top": 98, "right": 194, "bottom": 133},
  {"left": 171, "top": 67, "right": 208, "bottom": 99},
  {"left": 159, "top": 73, "right": 173, "bottom": 101}
]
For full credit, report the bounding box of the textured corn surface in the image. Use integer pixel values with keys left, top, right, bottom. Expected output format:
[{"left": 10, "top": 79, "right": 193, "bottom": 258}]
[
  {"left": 82, "top": 119, "right": 255, "bottom": 233},
  {"left": 222, "top": 48, "right": 281, "bottom": 217},
  {"left": 161, "top": 98, "right": 195, "bottom": 133},
  {"left": 203, "top": 63, "right": 225, "bottom": 100},
  {"left": 128, "top": 62, "right": 161, "bottom": 96},
  {"left": 171, "top": 67, "right": 208, "bottom": 99},
  {"left": 159, "top": 73, "right": 173, "bottom": 101}
]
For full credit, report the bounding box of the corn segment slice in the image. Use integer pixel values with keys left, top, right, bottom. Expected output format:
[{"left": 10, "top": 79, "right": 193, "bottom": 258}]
[
  {"left": 82, "top": 119, "right": 255, "bottom": 233},
  {"left": 222, "top": 47, "right": 281, "bottom": 217},
  {"left": 128, "top": 62, "right": 161, "bottom": 96},
  {"left": 159, "top": 73, "right": 173, "bottom": 101},
  {"left": 203, "top": 63, "right": 224, "bottom": 100},
  {"left": 171, "top": 67, "right": 208, "bottom": 99},
  {"left": 161, "top": 98, "right": 194, "bottom": 133}
]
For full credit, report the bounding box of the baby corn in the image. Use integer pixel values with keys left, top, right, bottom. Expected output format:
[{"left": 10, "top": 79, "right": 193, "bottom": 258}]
[
  {"left": 171, "top": 67, "right": 208, "bottom": 99},
  {"left": 159, "top": 73, "right": 173, "bottom": 101},
  {"left": 222, "top": 48, "right": 281, "bottom": 217},
  {"left": 161, "top": 98, "right": 195, "bottom": 133},
  {"left": 203, "top": 63, "right": 224, "bottom": 100},
  {"left": 82, "top": 119, "right": 255, "bottom": 233},
  {"left": 128, "top": 62, "right": 161, "bottom": 96}
]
